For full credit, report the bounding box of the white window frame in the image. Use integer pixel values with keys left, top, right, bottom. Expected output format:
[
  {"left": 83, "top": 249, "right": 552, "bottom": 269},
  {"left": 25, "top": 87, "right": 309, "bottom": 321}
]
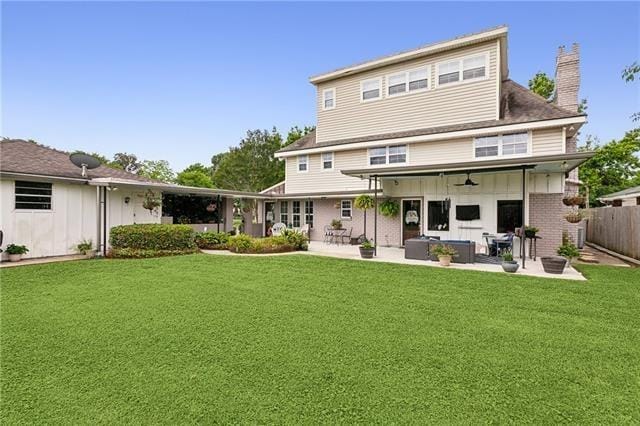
[
  {"left": 304, "top": 200, "right": 314, "bottom": 228},
  {"left": 435, "top": 51, "right": 489, "bottom": 88},
  {"left": 360, "top": 77, "right": 382, "bottom": 103},
  {"left": 321, "top": 152, "right": 334, "bottom": 171},
  {"left": 297, "top": 155, "right": 308, "bottom": 173},
  {"left": 280, "top": 201, "right": 289, "bottom": 225},
  {"left": 387, "top": 66, "right": 430, "bottom": 98},
  {"left": 322, "top": 88, "right": 336, "bottom": 111},
  {"left": 368, "top": 144, "right": 408, "bottom": 166},
  {"left": 340, "top": 200, "right": 353, "bottom": 220},
  {"left": 473, "top": 131, "right": 532, "bottom": 159},
  {"left": 292, "top": 201, "right": 301, "bottom": 227},
  {"left": 14, "top": 180, "right": 53, "bottom": 211}
]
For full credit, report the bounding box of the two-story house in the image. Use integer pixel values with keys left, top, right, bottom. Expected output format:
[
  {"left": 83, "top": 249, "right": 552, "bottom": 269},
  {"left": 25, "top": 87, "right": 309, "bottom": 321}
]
[{"left": 263, "top": 26, "right": 592, "bottom": 256}]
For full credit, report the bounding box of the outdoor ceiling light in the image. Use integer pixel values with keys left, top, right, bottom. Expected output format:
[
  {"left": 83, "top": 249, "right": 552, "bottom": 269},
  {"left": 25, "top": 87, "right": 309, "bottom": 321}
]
[{"left": 124, "top": 196, "right": 131, "bottom": 204}]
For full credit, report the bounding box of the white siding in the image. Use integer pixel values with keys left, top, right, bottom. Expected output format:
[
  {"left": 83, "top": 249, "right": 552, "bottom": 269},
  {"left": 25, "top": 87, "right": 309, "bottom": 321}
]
[
  {"left": 532, "top": 127, "right": 565, "bottom": 155},
  {"left": 285, "top": 154, "right": 369, "bottom": 194},
  {"left": 0, "top": 179, "right": 161, "bottom": 259},
  {"left": 316, "top": 41, "right": 498, "bottom": 144}
]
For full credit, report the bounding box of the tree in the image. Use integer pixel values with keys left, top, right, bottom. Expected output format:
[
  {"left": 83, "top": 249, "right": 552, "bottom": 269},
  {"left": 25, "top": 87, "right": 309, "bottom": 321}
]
[
  {"left": 285, "top": 125, "right": 315, "bottom": 147},
  {"left": 176, "top": 169, "right": 213, "bottom": 188},
  {"left": 112, "top": 152, "right": 141, "bottom": 173},
  {"left": 579, "top": 129, "right": 640, "bottom": 206},
  {"left": 528, "top": 72, "right": 555, "bottom": 100},
  {"left": 623, "top": 62, "right": 639, "bottom": 121},
  {"left": 181, "top": 162, "right": 212, "bottom": 176},
  {"left": 139, "top": 160, "right": 175, "bottom": 183},
  {"left": 212, "top": 128, "right": 284, "bottom": 192}
]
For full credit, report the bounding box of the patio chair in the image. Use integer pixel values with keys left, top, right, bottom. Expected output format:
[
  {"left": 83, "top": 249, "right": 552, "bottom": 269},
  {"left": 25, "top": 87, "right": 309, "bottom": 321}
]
[
  {"left": 490, "top": 233, "right": 514, "bottom": 257},
  {"left": 300, "top": 224, "right": 310, "bottom": 241},
  {"left": 323, "top": 225, "right": 333, "bottom": 243},
  {"left": 340, "top": 228, "right": 352, "bottom": 245},
  {"left": 271, "top": 222, "right": 286, "bottom": 236}
]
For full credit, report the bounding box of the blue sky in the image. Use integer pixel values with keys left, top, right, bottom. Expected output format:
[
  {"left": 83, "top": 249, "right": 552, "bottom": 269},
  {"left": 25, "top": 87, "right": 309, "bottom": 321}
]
[{"left": 2, "top": 1, "right": 638, "bottom": 172}]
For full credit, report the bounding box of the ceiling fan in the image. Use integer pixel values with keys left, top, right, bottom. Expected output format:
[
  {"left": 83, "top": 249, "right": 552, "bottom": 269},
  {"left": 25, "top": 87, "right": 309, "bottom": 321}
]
[{"left": 454, "top": 173, "right": 479, "bottom": 187}]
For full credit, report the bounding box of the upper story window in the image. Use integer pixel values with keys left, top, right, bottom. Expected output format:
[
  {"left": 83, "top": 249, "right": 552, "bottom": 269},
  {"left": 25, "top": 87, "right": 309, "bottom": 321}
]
[
  {"left": 297, "top": 155, "right": 308, "bottom": 172},
  {"left": 387, "top": 67, "right": 429, "bottom": 97},
  {"left": 474, "top": 133, "right": 529, "bottom": 158},
  {"left": 438, "top": 52, "right": 488, "bottom": 86},
  {"left": 322, "top": 88, "right": 335, "bottom": 110},
  {"left": 322, "top": 152, "right": 334, "bottom": 170},
  {"left": 368, "top": 145, "right": 407, "bottom": 165},
  {"left": 361, "top": 78, "right": 381, "bottom": 102},
  {"left": 15, "top": 181, "right": 52, "bottom": 210}
]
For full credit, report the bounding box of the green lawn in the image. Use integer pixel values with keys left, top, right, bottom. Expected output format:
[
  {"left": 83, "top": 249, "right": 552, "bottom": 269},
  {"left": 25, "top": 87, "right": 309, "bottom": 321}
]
[{"left": 1, "top": 254, "right": 639, "bottom": 423}]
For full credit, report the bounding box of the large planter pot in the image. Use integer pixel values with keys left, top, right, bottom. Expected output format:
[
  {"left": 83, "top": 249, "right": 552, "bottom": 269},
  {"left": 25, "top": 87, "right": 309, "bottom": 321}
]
[
  {"left": 359, "top": 247, "right": 374, "bottom": 259},
  {"left": 502, "top": 260, "right": 520, "bottom": 273},
  {"left": 524, "top": 231, "right": 537, "bottom": 239},
  {"left": 8, "top": 254, "right": 22, "bottom": 262},
  {"left": 541, "top": 256, "right": 567, "bottom": 274},
  {"left": 438, "top": 255, "right": 452, "bottom": 267}
]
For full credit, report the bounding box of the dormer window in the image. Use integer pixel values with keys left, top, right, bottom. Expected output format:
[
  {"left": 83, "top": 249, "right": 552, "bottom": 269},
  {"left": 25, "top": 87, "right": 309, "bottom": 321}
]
[
  {"left": 322, "top": 88, "right": 335, "bottom": 110},
  {"left": 387, "top": 67, "right": 429, "bottom": 97},
  {"left": 437, "top": 52, "right": 488, "bottom": 86},
  {"left": 462, "top": 55, "right": 487, "bottom": 80},
  {"left": 297, "top": 155, "right": 308, "bottom": 172},
  {"left": 361, "top": 78, "right": 381, "bottom": 102},
  {"left": 322, "top": 152, "right": 334, "bottom": 170}
]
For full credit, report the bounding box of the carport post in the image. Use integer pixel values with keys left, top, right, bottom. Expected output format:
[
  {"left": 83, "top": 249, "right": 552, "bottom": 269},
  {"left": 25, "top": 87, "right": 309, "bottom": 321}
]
[{"left": 521, "top": 166, "right": 526, "bottom": 269}]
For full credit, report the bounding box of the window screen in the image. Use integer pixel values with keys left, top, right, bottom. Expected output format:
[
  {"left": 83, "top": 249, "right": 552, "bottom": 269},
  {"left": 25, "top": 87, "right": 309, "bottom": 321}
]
[{"left": 15, "top": 181, "right": 52, "bottom": 210}]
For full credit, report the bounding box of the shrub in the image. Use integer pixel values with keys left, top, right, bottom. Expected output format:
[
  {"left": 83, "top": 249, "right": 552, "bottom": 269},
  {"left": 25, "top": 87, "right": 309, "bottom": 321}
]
[
  {"left": 110, "top": 224, "right": 196, "bottom": 251},
  {"left": 108, "top": 248, "right": 198, "bottom": 259},
  {"left": 228, "top": 234, "right": 254, "bottom": 253},
  {"left": 76, "top": 239, "right": 93, "bottom": 254},
  {"left": 557, "top": 242, "right": 580, "bottom": 262},
  {"left": 195, "top": 231, "right": 229, "bottom": 250},
  {"left": 431, "top": 244, "right": 458, "bottom": 257},
  {"left": 280, "top": 229, "right": 308, "bottom": 251}
]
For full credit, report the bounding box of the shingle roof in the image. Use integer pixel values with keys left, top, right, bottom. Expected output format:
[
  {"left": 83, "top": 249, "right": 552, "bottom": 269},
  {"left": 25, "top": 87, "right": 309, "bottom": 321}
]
[
  {"left": 599, "top": 186, "right": 640, "bottom": 200},
  {"left": 278, "top": 80, "right": 584, "bottom": 154},
  {"left": 0, "top": 139, "right": 157, "bottom": 183}
]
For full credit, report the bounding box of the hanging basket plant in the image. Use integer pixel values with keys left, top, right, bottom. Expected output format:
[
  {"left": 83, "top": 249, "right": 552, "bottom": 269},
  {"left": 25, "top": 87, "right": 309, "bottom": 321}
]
[
  {"left": 206, "top": 203, "right": 217, "bottom": 212},
  {"left": 564, "top": 210, "right": 585, "bottom": 224},
  {"left": 354, "top": 194, "right": 375, "bottom": 210},
  {"left": 142, "top": 190, "right": 161, "bottom": 213},
  {"left": 562, "top": 195, "right": 586, "bottom": 207},
  {"left": 379, "top": 198, "right": 400, "bottom": 217}
]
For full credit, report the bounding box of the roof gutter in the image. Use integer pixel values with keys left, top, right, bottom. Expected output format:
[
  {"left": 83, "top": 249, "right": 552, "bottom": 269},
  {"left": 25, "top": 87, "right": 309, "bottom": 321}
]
[{"left": 0, "top": 171, "right": 89, "bottom": 184}]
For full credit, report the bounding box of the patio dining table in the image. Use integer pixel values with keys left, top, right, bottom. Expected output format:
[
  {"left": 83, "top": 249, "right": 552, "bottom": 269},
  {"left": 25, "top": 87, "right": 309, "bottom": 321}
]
[{"left": 327, "top": 228, "right": 347, "bottom": 244}]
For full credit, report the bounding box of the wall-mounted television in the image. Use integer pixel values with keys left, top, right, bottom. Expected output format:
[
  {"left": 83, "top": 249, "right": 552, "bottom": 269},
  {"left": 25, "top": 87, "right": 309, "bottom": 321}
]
[{"left": 456, "top": 205, "right": 480, "bottom": 221}]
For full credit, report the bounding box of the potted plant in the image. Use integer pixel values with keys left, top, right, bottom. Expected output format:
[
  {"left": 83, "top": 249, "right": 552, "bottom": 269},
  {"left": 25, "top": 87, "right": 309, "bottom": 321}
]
[
  {"left": 562, "top": 195, "right": 586, "bottom": 207},
  {"left": 501, "top": 251, "right": 519, "bottom": 273},
  {"left": 557, "top": 241, "right": 580, "bottom": 266},
  {"left": 359, "top": 239, "right": 375, "bottom": 259},
  {"left": 76, "top": 239, "right": 96, "bottom": 258},
  {"left": 524, "top": 226, "right": 539, "bottom": 238},
  {"left": 431, "top": 244, "right": 457, "bottom": 267},
  {"left": 379, "top": 199, "right": 400, "bottom": 218},
  {"left": 540, "top": 256, "right": 568, "bottom": 274},
  {"left": 6, "top": 244, "right": 29, "bottom": 262},
  {"left": 354, "top": 194, "right": 375, "bottom": 239},
  {"left": 331, "top": 219, "right": 342, "bottom": 230}
]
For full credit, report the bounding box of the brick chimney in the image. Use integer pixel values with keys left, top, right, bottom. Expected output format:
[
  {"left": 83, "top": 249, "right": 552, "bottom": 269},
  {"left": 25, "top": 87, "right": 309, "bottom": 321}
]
[{"left": 555, "top": 43, "right": 580, "bottom": 112}]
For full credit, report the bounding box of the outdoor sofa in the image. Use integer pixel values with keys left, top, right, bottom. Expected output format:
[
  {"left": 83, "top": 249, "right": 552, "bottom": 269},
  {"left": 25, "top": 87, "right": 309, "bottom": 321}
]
[{"left": 405, "top": 237, "right": 476, "bottom": 264}]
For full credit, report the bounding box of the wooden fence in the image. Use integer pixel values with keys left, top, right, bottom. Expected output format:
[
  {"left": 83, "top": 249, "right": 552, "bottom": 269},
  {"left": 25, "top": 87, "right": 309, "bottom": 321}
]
[{"left": 586, "top": 206, "right": 640, "bottom": 260}]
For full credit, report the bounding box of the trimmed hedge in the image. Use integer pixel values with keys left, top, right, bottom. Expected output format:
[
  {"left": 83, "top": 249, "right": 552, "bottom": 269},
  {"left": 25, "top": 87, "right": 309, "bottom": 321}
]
[
  {"left": 108, "top": 248, "right": 198, "bottom": 259},
  {"left": 227, "top": 231, "right": 307, "bottom": 254},
  {"left": 195, "top": 231, "right": 230, "bottom": 250},
  {"left": 110, "top": 224, "right": 196, "bottom": 251}
]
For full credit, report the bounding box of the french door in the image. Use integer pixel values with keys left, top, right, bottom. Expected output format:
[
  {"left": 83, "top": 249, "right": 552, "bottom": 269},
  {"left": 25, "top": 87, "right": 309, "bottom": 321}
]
[{"left": 402, "top": 199, "right": 422, "bottom": 245}]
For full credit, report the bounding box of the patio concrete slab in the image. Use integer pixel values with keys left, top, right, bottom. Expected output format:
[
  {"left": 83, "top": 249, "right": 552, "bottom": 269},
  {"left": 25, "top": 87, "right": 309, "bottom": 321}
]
[{"left": 305, "top": 242, "right": 586, "bottom": 281}]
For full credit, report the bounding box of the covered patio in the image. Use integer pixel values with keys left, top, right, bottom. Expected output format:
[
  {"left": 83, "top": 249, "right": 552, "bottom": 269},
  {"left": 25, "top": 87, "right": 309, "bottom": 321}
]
[{"left": 341, "top": 151, "right": 594, "bottom": 270}]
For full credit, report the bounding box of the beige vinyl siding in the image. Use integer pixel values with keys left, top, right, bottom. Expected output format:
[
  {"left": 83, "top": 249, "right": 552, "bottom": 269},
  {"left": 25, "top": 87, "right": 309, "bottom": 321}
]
[
  {"left": 285, "top": 153, "right": 370, "bottom": 194},
  {"left": 316, "top": 41, "right": 498, "bottom": 144},
  {"left": 407, "top": 137, "right": 474, "bottom": 165},
  {"left": 532, "top": 128, "right": 564, "bottom": 155}
]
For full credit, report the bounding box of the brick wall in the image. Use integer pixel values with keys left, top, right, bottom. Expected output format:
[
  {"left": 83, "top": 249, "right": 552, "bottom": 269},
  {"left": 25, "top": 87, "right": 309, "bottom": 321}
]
[
  {"left": 555, "top": 44, "right": 580, "bottom": 113},
  {"left": 310, "top": 198, "right": 402, "bottom": 246},
  {"left": 529, "top": 193, "right": 564, "bottom": 257}
]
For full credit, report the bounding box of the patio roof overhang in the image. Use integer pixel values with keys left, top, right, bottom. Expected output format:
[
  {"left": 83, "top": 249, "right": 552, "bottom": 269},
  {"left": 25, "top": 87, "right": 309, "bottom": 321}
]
[
  {"left": 267, "top": 189, "right": 381, "bottom": 200},
  {"left": 88, "top": 178, "right": 268, "bottom": 199},
  {"left": 341, "top": 151, "right": 595, "bottom": 179}
]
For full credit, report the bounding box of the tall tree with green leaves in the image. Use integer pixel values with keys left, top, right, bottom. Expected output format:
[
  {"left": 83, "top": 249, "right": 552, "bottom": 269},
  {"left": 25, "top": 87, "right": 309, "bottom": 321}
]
[
  {"left": 112, "top": 152, "right": 142, "bottom": 173},
  {"left": 139, "top": 160, "right": 175, "bottom": 183},
  {"left": 176, "top": 163, "right": 214, "bottom": 187},
  {"left": 528, "top": 72, "right": 555, "bottom": 100},
  {"left": 579, "top": 129, "right": 640, "bottom": 205}
]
